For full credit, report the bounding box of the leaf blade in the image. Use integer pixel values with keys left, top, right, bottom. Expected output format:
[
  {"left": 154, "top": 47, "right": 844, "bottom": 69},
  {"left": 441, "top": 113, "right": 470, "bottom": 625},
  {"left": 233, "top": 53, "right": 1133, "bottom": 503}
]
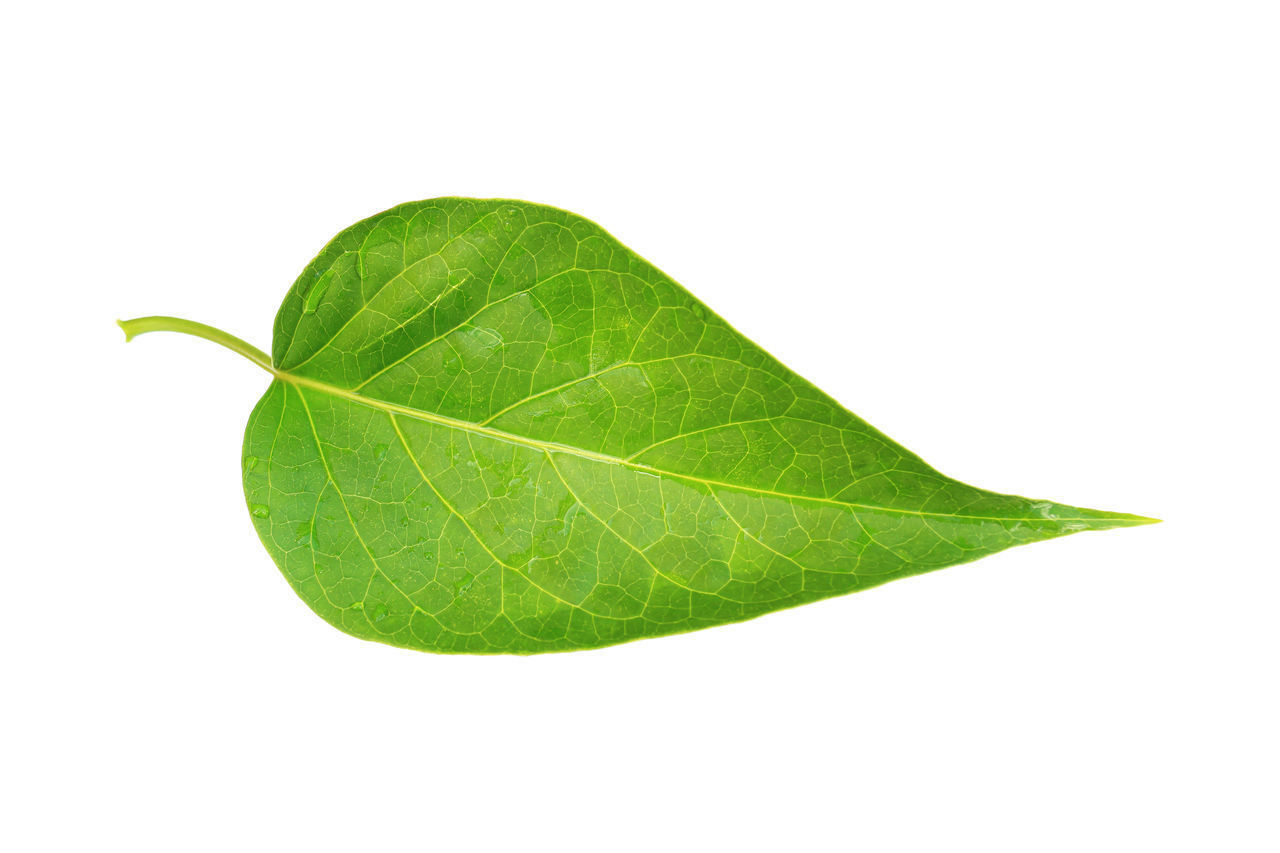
[{"left": 238, "top": 197, "right": 1153, "bottom": 653}]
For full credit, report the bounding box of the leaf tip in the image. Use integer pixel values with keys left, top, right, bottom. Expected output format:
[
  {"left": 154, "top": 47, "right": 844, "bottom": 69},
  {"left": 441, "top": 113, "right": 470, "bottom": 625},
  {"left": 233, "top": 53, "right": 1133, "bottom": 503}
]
[
  {"left": 1074, "top": 509, "right": 1163, "bottom": 530},
  {"left": 117, "top": 318, "right": 136, "bottom": 342},
  {"left": 1033, "top": 501, "right": 1162, "bottom": 532}
]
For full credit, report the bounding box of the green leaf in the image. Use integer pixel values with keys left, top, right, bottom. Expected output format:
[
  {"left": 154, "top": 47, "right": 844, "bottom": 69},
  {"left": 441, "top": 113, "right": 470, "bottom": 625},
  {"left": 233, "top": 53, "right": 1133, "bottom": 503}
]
[{"left": 121, "top": 198, "right": 1156, "bottom": 654}]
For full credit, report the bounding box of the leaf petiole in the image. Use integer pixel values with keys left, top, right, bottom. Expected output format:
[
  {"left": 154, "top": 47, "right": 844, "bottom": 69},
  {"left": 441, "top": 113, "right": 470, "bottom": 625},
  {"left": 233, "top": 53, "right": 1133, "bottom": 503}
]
[{"left": 118, "top": 315, "right": 274, "bottom": 375}]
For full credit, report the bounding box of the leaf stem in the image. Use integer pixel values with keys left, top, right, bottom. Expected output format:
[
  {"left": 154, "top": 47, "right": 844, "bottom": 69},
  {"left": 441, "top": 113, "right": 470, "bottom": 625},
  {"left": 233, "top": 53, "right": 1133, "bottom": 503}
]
[{"left": 117, "top": 315, "right": 274, "bottom": 374}]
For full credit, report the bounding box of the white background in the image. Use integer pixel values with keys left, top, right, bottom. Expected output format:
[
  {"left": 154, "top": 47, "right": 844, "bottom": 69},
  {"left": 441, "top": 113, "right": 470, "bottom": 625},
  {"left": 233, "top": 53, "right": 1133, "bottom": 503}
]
[{"left": 3, "top": 2, "right": 1276, "bottom": 850}]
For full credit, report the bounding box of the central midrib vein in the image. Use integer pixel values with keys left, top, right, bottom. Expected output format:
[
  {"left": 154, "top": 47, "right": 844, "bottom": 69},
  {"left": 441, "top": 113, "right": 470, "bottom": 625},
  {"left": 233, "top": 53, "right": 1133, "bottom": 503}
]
[{"left": 273, "top": 369, "right": 1054, "bottom": 523}]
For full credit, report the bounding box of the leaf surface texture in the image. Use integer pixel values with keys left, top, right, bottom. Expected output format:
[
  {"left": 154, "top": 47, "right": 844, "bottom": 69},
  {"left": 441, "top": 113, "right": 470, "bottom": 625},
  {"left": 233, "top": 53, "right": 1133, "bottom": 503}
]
[{"left": 238, "top": 198, "right": 1149, "bottom": 653}]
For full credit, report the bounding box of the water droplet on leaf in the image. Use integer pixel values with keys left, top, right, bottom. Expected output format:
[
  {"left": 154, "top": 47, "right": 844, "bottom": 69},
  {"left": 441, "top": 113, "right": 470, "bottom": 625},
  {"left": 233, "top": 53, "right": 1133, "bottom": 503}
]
[
  {"left": 1032, "top": 501, "right": 1059, "bottom": 520},
  {"left": 301, "top": 270, "right": 333, "bottom": 315},
  {"left": 453, "top": 570, "right": 476, "bottom": 596},
  {"left": 250, "top": 504, "right": 270, "bottom": 518}
]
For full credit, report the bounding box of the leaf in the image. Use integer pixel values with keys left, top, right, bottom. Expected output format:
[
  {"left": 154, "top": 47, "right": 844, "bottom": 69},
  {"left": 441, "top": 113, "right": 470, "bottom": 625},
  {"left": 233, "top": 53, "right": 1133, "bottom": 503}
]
[{"left": 120, "top": 198, "right": 1156, "bottom": 654}]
